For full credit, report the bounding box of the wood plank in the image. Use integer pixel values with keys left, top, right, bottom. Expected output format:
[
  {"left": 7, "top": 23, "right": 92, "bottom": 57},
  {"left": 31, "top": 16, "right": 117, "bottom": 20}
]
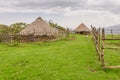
[
  {"left": 103, "top": 38, "right": 120, "bottom": 40},
  {"left": 102, "top": 47, "right": 120, "bottom": 50},
  {"left": 103, "top": 66, "right": 120, "bottom": 69}
]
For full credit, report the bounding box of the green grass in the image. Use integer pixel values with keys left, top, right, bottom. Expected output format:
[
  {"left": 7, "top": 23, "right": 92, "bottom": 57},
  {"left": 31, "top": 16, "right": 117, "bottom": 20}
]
[
  {"left": 104, "top": 35, "right": 120, "bottom": 66},
  {"left": 0, "top": 35, "right": 120, "bottom": 80}
]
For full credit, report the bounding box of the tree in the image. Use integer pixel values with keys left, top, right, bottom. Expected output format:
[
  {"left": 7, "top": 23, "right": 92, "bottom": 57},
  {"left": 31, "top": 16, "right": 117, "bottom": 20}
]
[
  {"left": 48, "top": 20, "right": 65, "bottom": 31},
  {"left": 0, "top": 24, "right": 11, "bottom": 35},
  {"left": 10, "top": 22, "right": 28, "bottom": 34}
]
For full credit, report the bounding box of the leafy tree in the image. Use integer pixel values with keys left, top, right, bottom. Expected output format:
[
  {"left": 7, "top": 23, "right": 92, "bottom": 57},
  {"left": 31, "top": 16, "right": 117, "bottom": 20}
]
[
  {"left": 0, "top": 24, "right": 11, "bottom": 35},
  {"left": 10, "top": 22, "right": 28, "bottom": 34},
  {"left": 48, "top": 20, "right": 65, "bottom": 31}
]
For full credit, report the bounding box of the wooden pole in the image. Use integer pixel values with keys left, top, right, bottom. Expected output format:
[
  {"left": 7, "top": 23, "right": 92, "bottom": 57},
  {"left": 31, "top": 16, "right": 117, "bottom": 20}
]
[
  {"left": 97, "top": 28, "right": 101, "bottom": 61},
  {"left": 103, "top": 66, "right": 120, "bottom": 69},
  {"left": 66, "top": 28, "right": 69, "bottom": 38},
  {"left": 101, "top": 28, "right": 105, "bottom": 67},
  {"left": 98, "top": 28, "right": 101, "bottom": 51},
  {"left": 91, "top": 26, "right": 101, "bottom": 61},
  {"left": 111, "top": 29, "right": 113, "bottom": 38}
]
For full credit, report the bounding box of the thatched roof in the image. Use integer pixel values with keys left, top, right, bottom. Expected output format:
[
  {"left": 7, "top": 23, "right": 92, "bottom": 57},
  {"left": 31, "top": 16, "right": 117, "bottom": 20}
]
[
  {"left": 18, "top": 17, "right": 56, "bottom": 36},
  {"left": 75, "top": 23, "right": 90, "bottom": 32}
]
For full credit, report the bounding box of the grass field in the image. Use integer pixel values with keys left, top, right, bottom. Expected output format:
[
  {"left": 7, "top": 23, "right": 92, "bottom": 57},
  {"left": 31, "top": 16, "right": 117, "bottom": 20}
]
[
  {"left": 103, "top": 35, "right": 120, "bottom": 67},
  {"left": 0, "top": 35, "right": 120, "bottom": 80}
]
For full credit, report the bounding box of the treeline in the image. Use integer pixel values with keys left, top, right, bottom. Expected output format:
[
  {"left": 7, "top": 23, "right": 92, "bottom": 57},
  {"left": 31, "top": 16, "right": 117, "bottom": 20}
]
[{"left": 0, "top": 20, "right": 65, "bottom": 35}]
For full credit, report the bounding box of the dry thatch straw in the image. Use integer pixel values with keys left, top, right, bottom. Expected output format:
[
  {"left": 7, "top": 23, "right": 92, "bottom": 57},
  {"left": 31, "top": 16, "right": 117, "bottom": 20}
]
[
  {"left": 18, "top": 17, "right": 56, "bottom": 36},
  {"left": 75, "top": 23, "right": 90, "bottom": 33}
]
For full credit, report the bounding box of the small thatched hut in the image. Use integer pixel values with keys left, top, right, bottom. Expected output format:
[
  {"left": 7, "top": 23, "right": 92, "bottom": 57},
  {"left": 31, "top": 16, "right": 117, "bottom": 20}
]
[
  {"left": 18, "top": 17, "right": 56, "bottom": 36},
  {"left": 74, "top": 23, "right": 90, "bottom": 35},
  {"left": 17, "top": 17, "right": 57, "bottom": 42}
]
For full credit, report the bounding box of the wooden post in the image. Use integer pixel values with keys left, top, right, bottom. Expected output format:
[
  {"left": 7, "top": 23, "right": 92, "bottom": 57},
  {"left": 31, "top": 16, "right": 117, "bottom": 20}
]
[
  {"left": 91, "top": 26, "right": 101, "bottom": 61},
  {"left": 66, "top": 28, "right": 69, "bottom": 38},
  {"left": 101, "top": 28, "right": 105, "bottom": 67},
  {"left": 98, "top": 28, "right": 101, "bottom": 51},
  {"left": 97, "top": 28, "right": 101, "bottom": 61},
  {"left": 111, "top": 29, "right": 113, "bottom": 38},
  {"left": 91, "top": 25, "right": 94, "bottom": 42},
  {"left": 94, "top": 27, "right": 98, "bottom": 53}
]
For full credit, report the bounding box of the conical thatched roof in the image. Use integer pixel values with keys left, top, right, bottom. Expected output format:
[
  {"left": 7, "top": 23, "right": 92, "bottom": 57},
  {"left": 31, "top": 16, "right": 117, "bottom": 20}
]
[
  {"left": 75, "top": 23, "right": 90, "bottom": 32},
  {"left": 18, "top": 17, "right": 56, "bottom": 36}
]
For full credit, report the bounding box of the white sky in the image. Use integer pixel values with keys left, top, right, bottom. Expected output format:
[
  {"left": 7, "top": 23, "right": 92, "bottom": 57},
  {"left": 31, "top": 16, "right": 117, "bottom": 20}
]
[{"left": 0, "top": 0, "right": 120, "bottom": 29}]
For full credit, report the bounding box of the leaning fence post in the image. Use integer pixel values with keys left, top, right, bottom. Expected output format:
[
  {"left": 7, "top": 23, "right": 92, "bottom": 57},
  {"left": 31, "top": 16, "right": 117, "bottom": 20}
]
[{"left": 96, "top": 28, "right": 101, "bottom": 61}]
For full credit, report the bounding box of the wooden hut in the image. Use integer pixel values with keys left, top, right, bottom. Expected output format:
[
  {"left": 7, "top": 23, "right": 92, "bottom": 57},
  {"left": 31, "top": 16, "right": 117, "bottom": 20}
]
[
  {"left": 74, "top": 23, "right": 90, "bottom": 35},
  {"left": 18, "top": 17, "right": 56, "bottom": 42},
  {"left": 19, "top": 17, "right": 56, "bottom": 36}
]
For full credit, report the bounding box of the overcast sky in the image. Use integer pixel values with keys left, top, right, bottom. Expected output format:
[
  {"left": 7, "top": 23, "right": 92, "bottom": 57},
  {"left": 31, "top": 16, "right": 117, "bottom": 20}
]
[{"left": 0, "top": 0, "right": 120, "bottom": 29}]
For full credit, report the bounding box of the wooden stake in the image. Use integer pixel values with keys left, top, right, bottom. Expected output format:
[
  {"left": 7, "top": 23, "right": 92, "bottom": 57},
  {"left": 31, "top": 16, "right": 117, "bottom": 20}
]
[
  {"left": 101, "top": 28, "right": 105, "bottom": 67},
  {"left": 111, "top": 29, "right": 113, "bottom": 38}
]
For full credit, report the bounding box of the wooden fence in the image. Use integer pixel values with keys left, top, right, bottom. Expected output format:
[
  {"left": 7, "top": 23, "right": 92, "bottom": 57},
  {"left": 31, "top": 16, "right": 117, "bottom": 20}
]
[
  {"left": 91, "top": 26, "right": 120, "bottom": 68},
  {"left": 0, "top": 35, "right": 56, "bottom": 43},
  {"left": 0, "top": 29, "right": 70, "bottom": 43}
]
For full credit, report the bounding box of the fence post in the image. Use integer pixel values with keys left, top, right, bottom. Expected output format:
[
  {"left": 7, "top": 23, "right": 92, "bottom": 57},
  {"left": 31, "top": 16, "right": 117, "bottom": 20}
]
[
  {"left": 96, "top": 27, "right": 101, "bottom": 61},
  {"left": 66, "top": 28, "right": 69, "bottom": 38},
  {"left": 111, "top": 29, "right": 113, "bottom": 38},
  {"left": 101, "top": 28, "right": 105, "bottom": 67},
  {"left": 91, "top": 26, "right": 101, "bottom": 61},
  {"left": 98, "top": 28, "right": 101, "bottom": 51}
]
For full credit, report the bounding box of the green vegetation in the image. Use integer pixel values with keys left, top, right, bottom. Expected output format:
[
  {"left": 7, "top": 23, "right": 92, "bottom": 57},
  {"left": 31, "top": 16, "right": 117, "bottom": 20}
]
[
  {"left": 0, "top": 22, "right": 27, "bottom": 35},
  {"left": 10, "top": 22, "right": 28, "bottom": 34},
  {"left": 48, "top": 20, "right": 65, "bottom": 31},
  {"left": 0, "top": 20, "right": 65, "bottom": 35},
  {"left": 0, "top": 35, "right": 120, "bottom": 80},
  {"left": 103, "top": 35, "right": 120, "bottom": 66},
  {"left": 0, "top": 24, "right": 11, "bottom": 34}
]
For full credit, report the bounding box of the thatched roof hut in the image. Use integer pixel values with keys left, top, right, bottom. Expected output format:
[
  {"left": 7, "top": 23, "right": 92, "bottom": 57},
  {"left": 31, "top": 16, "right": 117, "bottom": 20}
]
[
  {"left": 18, "top": 17, "right": 56, "bottom": 36},
  {"left": 74, "top": 23, "right": 90, "bottom": 35}
]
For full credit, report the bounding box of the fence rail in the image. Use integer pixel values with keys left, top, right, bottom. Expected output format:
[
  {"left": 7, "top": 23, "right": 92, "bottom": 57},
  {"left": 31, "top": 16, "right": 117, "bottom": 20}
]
[{"left": 91, "top": 26, "right": 120, "bottom": 68}]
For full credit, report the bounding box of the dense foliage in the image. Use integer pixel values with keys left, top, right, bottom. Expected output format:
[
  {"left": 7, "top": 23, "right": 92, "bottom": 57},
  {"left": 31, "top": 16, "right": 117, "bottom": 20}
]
[
  {"left": 0, "top": 22, "right": 27, "bottom": 35},
  {"left": 10, "top": 22, "right": 28, "bottom": 34},
  {"left": 0, "top": 24, "right": 11, "bottom": 35},
  {"left": 48, "top": 20, "right": 65, "bottom": 31}
]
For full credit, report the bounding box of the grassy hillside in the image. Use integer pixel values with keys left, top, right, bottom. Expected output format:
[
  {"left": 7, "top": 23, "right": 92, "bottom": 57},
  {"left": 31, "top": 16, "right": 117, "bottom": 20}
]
[{"left": 0, "top": 35, "right": 120, "bottom": 80}]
